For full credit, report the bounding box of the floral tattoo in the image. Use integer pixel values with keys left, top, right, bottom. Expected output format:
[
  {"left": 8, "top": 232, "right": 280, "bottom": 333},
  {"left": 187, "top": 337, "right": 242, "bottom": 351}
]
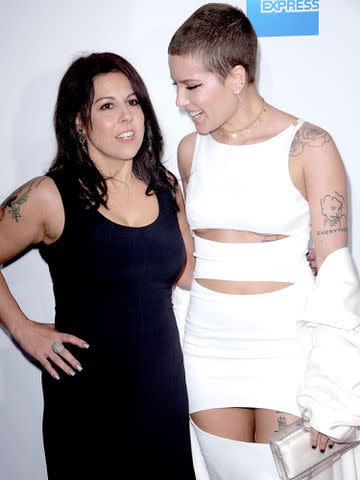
[
  {"left": 0, "top": 178, "right": 44, "bottom": 223},
  {"left": 290, "top": 124, "right": 331, "bottom": 157}
]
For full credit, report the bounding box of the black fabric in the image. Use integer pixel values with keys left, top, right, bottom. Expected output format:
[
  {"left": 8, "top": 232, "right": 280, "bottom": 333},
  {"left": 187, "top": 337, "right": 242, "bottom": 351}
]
[{"left": 39, "top": 171, "right": 195, "bottom": 479}]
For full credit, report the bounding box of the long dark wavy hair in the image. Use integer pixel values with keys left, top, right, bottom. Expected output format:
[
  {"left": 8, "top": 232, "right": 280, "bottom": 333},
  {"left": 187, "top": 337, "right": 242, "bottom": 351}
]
[{"left": 48, "top": 52, "right": 178, "bottom": 209}]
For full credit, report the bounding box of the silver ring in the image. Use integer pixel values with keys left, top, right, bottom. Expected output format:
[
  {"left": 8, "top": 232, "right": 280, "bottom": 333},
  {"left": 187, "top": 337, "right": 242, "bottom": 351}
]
[{"left": 51, "top": 341, "right": 65, "bottom": 354}]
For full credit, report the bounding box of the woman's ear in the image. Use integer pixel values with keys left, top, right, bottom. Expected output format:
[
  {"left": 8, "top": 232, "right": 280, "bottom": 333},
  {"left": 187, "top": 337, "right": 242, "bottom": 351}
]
[
  {"left": 230, "top": 65, "right": 246, "bottom": 95},
  {"left": 75, "top": 114, "right": 88, "bottom": 153},
  {"left": 75, "top": 114, "right": 86, "bottom": 134}
]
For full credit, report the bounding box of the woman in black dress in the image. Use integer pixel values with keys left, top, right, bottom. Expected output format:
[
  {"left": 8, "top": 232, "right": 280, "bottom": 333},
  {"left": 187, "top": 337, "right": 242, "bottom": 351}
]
[{"left": 0, "top": 52, "right": 196, "bottom": 479}]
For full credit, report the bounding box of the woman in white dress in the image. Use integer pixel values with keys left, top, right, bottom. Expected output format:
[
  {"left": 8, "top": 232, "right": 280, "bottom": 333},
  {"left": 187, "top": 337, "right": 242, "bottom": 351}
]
[{"left": 168, "top": 3, "right": 360, "bottom": 479}]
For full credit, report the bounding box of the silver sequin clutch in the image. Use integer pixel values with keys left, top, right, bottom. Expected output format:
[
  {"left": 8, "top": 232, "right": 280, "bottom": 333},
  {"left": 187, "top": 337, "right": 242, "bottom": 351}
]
[{"left": 269, "top": 413, "right": 358, "bottom": 480}]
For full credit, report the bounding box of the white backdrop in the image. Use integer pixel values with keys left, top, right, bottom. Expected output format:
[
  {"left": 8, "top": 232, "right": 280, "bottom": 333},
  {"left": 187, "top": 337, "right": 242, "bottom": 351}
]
[{"left": 0, "top": 1, "right": 359, "bottom": 479}]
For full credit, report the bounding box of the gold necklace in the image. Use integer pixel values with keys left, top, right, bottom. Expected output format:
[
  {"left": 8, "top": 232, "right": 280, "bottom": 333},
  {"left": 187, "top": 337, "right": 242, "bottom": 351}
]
[{"left": 218, "top": 98, "right": 266, "bottom": 139}]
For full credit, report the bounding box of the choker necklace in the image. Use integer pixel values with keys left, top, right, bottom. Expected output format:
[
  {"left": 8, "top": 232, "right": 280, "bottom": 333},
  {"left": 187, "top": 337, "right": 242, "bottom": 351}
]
[{"left": 218, "top": 98, "right": 266, "bottom": 139}]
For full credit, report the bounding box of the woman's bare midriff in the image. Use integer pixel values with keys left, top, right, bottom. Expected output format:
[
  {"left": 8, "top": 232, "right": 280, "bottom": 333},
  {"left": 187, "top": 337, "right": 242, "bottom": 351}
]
[{"left": 194, "top": 229, "right": 292, "bottom": 294}]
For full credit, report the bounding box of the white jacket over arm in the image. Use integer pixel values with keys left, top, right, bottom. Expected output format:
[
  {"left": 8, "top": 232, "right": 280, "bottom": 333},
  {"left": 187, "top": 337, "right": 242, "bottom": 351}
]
[{"left": 297, "top": 247, "right": 360, "bottom": 442}]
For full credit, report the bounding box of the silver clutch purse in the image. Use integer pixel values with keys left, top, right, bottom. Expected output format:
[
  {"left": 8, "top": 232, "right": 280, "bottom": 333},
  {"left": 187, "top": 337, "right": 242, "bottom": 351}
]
[{"left": 269, "top": 411, "right": 358, "bottom": 480}]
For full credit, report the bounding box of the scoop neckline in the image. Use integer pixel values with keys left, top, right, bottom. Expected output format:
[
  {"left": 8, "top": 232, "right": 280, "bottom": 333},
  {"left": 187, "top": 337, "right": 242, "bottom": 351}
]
[
  {"left": 93, "top": 192, "right": 161, "bottom": 230},
  {"left": 209, "top": 119, "right": 301, "bottom": 147}
]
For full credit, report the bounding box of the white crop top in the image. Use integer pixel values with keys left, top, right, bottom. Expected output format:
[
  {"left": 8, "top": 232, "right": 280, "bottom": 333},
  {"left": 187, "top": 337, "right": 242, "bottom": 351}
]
[
  {"left": 185, "top": 120, "right": 312, "bottom": 282},
  {"left": 186, "top": 119, "right": 309, "bottom": 236}
]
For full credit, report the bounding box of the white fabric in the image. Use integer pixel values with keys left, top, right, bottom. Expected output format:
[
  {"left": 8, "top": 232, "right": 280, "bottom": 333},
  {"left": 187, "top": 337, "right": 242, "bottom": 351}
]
[
  {"left": 192, "top": 231, "right": 310, "bottom": 282},
  {"left": 186, "top": 120, "right": 309, "bottom": 235},
  {"left": 297, "top": 247, "right": 360, "bottom": 442},
  {"left": 183, "top": 118, "right": 360, "bottom": 476},
  {"left": 184, "top": 278, "right": 313, "bottom": 415},
  {"left": 191, "top": 421, "right": 279, "bottom": 480},
  {"left": 184, "top": 118, "right": 317, "bottom": 414},
  {"left": 191, "top": 421, "right": 360, "bottom": 479},
  {"left": 299, "top": 247, "right": 360, "bottom": 331}
]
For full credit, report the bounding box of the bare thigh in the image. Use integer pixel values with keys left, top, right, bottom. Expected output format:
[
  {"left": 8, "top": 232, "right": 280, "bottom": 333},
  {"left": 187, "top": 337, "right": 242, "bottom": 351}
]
[
  {"left": 191, "top": 408, "right": 299, "bottom": 444},
  {"left": 191, "top": 408, "right": 255, "bottom": 442},
  {"left": 255, "top": 408, "right": 300, "bottom": 443}
]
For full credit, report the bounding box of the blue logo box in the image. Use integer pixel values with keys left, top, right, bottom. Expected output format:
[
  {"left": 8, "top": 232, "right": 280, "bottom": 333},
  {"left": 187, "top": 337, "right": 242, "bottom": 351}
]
[{"left": 246, "top": 0, "right": 319, "bottom": 37}]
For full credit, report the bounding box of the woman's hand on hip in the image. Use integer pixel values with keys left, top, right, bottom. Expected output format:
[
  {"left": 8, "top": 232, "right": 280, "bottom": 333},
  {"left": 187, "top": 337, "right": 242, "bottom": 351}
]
[{"left": 15, "top": 319, "right": 89, "bottom": 380}]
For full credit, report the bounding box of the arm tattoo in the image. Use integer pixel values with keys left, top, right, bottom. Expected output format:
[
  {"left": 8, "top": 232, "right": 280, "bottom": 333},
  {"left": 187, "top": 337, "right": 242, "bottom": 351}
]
[
  {"left": 262, "top": 234, "right": 280, "bottom": 243},
  {"left": 0, "top": 177, "right": 45, "bottom": 223},
  {"left": 290, "top": 124, "right": 331, "bottom": 157},
  {"left": 317, "top": 191, "right": 348, "bottom": 236}
]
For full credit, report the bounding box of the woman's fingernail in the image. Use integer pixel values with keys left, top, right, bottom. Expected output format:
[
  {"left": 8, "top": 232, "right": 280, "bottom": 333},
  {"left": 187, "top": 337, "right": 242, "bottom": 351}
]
[
  {"left": 54, "top": 373, "right": 60, "bottom": 380},
  {"left": 320, "top": 449, "right": 325, "bottom": 454},
  {"left": 75, "top": 363, "right": 83, "bottom": 372},
  {"left": 329, "top": 445, "right": 333, "bottom": 449},
  {"left": 82, "top": 342, "right": 90, "bottom": 349},
  {"left": 312, "top": 446, "right": 316, "bottom": 449},
  {"left": 68, "top": 369, "right": 76, "bottom": 376}
]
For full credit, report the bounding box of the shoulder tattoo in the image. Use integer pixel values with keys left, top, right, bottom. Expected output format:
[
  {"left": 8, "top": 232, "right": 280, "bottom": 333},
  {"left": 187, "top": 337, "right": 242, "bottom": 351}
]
[
  {"left": 0, "top": 177, "right": 45, "bottom": 223},
  {"left": 290, "top": 124, "right": 331, "bottom": 157}
]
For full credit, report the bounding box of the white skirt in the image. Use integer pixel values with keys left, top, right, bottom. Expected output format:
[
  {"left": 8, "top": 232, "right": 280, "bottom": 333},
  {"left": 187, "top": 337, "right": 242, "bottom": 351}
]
[{"left": 183, "top": 277, "right": 314, "bottom": 416}]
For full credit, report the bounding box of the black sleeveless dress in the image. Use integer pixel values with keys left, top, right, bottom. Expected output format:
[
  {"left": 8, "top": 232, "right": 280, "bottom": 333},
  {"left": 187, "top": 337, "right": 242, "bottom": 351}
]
[{"left": 39, "top": 172, "right": 196, "bottom": 479}]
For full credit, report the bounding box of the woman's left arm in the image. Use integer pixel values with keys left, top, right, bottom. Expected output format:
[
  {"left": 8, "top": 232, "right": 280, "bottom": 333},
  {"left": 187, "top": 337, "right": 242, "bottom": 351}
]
[
  {"left": 294, "top": 123, "right": 360, "bottom": 444},
  {"left": 299, "top": 124, "right": 348, "bottom": 266}
]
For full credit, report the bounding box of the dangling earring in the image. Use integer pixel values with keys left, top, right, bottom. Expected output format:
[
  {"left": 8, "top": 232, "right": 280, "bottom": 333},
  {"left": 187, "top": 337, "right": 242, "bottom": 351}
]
[
  {"left": 234, "top": 82, "right": 245, "bottom": 104},
  {"left": 236, "top": 92, "right": 244, "bottom": 104},
  {"left": 78, "top": 130, "right": 88, "bottom": 154}
]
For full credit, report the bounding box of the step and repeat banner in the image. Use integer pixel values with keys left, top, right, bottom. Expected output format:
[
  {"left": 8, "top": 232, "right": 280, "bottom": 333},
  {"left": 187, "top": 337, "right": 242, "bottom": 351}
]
[{"left": 0, "top": 1, "right": 359, "bottom": 479}]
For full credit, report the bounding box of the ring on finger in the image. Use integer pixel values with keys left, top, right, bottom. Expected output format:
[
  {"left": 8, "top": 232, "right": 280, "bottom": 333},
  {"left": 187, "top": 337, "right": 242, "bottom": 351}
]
[{"left": 51, "top": 341, "right": 65, "bottom": 354}]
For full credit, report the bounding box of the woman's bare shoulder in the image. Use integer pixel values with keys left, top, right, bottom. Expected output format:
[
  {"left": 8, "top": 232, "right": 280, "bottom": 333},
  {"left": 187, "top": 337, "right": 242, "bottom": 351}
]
[
  {"left": 178, "top": 131, "right": 197, "bottom": 152},
  {"left": 289, "top": 122, "right": 334, "bottom": 158},
  {"left": 178, "top": 131, "right": 197, "bottom": 173}
]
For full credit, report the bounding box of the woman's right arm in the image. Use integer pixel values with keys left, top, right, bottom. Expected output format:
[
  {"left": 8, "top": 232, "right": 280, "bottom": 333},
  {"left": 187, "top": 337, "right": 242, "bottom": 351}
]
[
  {"left": 0, "top": 176, "right": 88, "bottom": 379},
  {"left": 174, "top": 132, "right": 197, "bottom": 290},
  {"left": 177, "top": 131, "right": 197, "bottom": 197}
]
